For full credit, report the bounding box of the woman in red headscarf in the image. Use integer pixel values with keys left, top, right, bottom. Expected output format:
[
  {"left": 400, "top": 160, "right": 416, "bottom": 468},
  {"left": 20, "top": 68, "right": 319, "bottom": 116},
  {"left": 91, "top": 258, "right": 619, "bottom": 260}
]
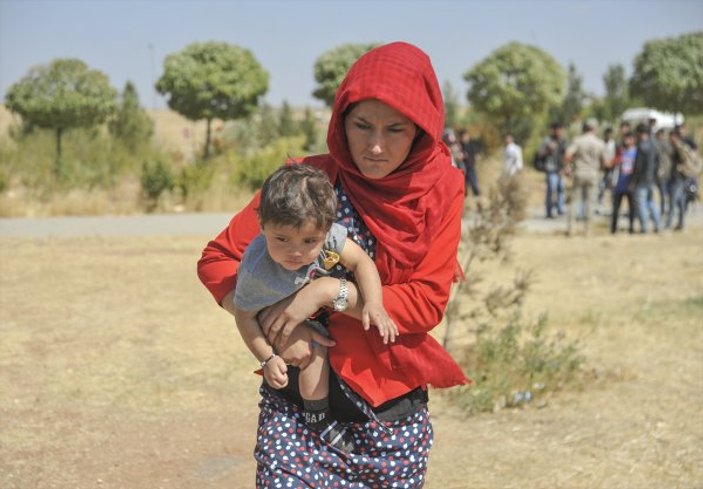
[{"left": 198, "top": 41, "right": 468, "bottom": 487}]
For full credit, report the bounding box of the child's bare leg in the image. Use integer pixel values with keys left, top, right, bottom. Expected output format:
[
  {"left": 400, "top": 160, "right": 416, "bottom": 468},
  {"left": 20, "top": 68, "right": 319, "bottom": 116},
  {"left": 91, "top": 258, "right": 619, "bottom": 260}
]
[
  {"left": 299, "top": 346, "right": 329, "bottom": 400},
  {"left": 298, "top": 346, "right": 352, "bottom": 453}
]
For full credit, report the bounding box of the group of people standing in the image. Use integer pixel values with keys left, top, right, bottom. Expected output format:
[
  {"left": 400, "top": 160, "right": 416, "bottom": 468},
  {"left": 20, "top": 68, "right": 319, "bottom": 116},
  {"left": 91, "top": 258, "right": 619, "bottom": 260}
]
[{"left": 534, "top": 118, "right": 700, "bottom": 236}]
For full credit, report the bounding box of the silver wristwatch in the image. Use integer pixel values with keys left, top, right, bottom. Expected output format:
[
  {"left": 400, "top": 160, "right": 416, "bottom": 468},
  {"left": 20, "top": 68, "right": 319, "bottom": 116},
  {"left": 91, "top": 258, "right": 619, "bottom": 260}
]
[{"left": 332, "top": 278, "right": 349, "bottom": 312}]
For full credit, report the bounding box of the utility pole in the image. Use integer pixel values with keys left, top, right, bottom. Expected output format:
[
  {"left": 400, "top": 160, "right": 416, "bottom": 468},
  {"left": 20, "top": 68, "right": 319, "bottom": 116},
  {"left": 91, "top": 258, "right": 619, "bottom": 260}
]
[{"left": 148, "top": 43, "right": 156, "bottom": 110}]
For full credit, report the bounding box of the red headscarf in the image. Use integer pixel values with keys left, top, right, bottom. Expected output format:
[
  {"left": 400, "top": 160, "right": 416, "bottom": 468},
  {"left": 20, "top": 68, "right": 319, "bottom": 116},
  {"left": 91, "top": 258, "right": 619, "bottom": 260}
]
[
  {"left": 308, "top": 42, "right": 459, "bottom": 281},
  {"left": 302, "top": 43, "right": 468, "bottom": 403}
]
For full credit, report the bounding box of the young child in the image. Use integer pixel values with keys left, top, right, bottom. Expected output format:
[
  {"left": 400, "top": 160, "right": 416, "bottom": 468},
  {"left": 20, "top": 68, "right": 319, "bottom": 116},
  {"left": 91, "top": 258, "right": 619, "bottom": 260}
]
[{"left": 232, "top": 164, "right": 398, "bottom": 453}]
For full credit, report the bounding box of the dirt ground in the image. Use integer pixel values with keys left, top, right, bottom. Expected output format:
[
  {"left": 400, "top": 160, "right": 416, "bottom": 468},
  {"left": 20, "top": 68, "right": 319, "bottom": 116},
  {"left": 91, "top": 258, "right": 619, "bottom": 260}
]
[{"left": 1, "top": 217, "right": 702, "bottom": 488}]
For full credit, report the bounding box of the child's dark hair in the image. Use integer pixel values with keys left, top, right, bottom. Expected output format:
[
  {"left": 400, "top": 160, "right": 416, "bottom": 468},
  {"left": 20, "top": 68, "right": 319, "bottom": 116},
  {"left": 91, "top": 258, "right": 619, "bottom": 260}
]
[{"left": 257, "top": 164, "right": 337, "bottom": 231}]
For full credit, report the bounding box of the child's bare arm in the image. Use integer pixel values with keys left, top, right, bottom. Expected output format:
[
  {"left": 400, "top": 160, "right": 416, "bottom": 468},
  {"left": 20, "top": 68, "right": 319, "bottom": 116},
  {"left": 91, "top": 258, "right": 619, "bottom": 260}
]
[
  {"left": 233, "top": 306, "right": 288, "bottom": 387},
  {"left": 338, "top": 238, "right": 399, "bottom": 343}
]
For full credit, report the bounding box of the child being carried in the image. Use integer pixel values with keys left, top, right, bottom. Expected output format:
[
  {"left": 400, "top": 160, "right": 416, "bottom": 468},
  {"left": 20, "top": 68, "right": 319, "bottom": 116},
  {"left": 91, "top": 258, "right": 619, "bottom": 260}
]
[{"left": 232, "top": 164, "right": 398, "bottom": 453}]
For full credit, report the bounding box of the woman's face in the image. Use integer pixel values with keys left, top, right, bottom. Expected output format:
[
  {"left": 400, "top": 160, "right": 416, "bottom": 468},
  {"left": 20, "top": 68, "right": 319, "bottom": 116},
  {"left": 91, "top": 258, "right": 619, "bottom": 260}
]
[{"left": 344, "top": 99, "right": 418, "bottom": 179}]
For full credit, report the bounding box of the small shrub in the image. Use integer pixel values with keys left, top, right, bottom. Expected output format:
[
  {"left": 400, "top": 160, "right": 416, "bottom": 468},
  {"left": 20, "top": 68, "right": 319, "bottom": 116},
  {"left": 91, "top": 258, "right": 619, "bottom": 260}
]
[
  {"left": 452, "top": 313, "right": 584, "bottom": 414},
  {"left": 233, "top": 136, "right": 306, "bottom": 190},
  {"left": 0, "top": 167, "right": 8, "bottom": 193},
  {"left": 444, "top": 173, "right": 585, "bottom": 415},
  {"left": 176, "top": 160, "right": 215, "bottom": 210},
  {"left": 141, "top": 160, "right": 174, "bottom": 211}
]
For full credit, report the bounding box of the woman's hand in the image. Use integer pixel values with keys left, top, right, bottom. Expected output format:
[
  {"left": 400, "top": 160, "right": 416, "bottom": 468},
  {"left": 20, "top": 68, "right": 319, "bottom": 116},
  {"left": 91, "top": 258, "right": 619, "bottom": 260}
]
[
  {"left": 273, "top": 324, "right": 335, "bottom": 369},
  {"left": 258, "top": 277, "right": 338, "bottom": 347}
]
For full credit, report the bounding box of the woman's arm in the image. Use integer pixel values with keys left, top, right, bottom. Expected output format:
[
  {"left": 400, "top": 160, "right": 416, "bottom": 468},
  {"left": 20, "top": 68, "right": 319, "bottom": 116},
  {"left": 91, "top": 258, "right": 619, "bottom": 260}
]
[
  {"left": 258, "top": 184, "right": 464, "bottom": 341},
  {"left": 257, "top": 277, "right": 347, "bottom": 348},
  {"left": 336, "top": 188, "right": 464, "bottom": 336},
  {"left": 197, "top": 192, "right": 262, "bottom": 305}
]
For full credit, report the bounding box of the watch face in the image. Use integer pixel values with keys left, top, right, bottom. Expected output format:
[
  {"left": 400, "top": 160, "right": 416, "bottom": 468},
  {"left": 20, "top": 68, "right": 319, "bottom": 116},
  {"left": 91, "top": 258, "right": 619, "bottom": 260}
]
[{"left": 333, "top": 299, "right": 347, "bottom": 312}]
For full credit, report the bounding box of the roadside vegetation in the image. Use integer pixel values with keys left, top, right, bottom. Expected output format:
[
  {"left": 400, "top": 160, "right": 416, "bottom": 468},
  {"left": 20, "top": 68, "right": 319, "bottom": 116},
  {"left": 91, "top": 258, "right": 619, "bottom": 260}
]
[{"left": 2, "top": 33, "right": 700, "bottom": 217}]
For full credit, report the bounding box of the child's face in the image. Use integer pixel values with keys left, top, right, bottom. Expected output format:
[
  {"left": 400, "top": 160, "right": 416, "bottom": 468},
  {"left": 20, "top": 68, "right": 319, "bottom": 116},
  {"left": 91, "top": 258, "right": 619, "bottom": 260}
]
[{"left": 261, "top": 219, "right": 327, "bottom": 271}]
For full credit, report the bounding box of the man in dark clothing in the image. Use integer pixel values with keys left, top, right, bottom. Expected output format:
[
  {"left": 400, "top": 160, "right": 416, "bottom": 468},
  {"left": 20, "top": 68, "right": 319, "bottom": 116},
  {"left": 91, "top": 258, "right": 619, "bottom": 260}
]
[
  {"left": 536, "top": 122, "right": 567, "bottom": 218},
  {"left": 677, "top": 123, "right": 700, "bottom": 208},
  {"left": 667, "top": 128, "right": 700, "bottom": 231},
  {"left": 631, "top": 123, "right": 661, "bottom": 233},
  {"left": 654, "top": 128, "right": 673, "bottom": 216},
  {"left": 458, "top": 129, "right": 480, "bottom": 197}
]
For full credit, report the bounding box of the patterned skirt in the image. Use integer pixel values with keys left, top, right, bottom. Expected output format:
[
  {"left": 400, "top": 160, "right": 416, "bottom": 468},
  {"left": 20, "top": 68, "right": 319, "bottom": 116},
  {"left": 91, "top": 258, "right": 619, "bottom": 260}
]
[{"left": 254, "top": 386, "right": 433, "bottom": 488}]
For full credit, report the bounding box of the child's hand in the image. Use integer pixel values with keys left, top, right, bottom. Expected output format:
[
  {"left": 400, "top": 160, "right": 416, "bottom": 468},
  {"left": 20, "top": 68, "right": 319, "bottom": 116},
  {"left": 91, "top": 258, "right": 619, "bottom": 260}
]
[
  {"left": 362, "top": 302, "right": 399, "bottom": 344},
  {"left": 263, "top": 355, "right": 288, "bottom": 389}
]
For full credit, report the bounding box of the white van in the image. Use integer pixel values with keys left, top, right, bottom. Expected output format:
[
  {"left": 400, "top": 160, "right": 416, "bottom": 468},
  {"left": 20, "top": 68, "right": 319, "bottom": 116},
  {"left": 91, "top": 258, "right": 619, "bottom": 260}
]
[{"left": 620, "top": 108, "right": 684, "bottom": 131}]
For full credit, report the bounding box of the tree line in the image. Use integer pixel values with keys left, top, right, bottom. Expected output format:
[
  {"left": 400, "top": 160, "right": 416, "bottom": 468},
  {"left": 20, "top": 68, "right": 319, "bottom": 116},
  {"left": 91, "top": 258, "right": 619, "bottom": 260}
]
[{"left": 3, "top": 33, "right": 702, "bottom": 176}]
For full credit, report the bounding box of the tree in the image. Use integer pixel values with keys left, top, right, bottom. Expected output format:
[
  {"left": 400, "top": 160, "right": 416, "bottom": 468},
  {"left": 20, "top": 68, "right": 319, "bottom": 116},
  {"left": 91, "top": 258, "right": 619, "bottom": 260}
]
[
  {"left": 256, "top": 103, "right": 280, "bottom": 147},
  {"left": 312, "top": 42, "right": 380, "bottom": 107},
  {"left": 630, "top": 31, "right": 703, "bottom": 116},
  {"left": 550, "top": 63, "right": 587, "bottom": 125},
  {"left": 155, "top": 41, "right": 269, "bottom": 159},
  {"left": 300, "top": 107, "right": 318, "bottom": 152},
  {"left": 599, "top": 64, "right": 630, "bottom": 123},
  {"left": 443, "top": 81, "right": 460, "bottom": 129},
  {"left": 464, "top": 42, "right": 565, "bottom": 142},
  {"left": 278, "top": 100, "right": 298, "bottom": 137},
  {"left": 109, "top": 81, "right": 154, "bottom": 150},
  {"left": 5, "top": 58, "right": 116, "bottom": 175}
]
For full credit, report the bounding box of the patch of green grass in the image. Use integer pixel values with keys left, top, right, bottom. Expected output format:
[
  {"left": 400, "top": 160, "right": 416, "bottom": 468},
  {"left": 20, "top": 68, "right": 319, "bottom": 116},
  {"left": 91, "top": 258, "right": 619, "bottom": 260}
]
[
  {"left": 681, "top": 295, "right": 703, "bottom": 309},
  {"left": 633, "top": 295, "right": 703, "bottom": 325}
]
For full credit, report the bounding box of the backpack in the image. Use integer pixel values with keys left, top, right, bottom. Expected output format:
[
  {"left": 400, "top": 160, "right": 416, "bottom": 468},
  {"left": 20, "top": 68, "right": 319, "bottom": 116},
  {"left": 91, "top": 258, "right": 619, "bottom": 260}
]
[
  {"left": 677, "top": 143, "right": 702, "bottom": 178},
  {"left": 532, "top": 150, "right": 547, "bottom": 172}
]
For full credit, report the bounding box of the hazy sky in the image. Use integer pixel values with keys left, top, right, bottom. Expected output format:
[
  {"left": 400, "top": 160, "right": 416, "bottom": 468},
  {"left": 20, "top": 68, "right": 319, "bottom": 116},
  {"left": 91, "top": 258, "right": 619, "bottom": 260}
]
[{"left": 1, "top": 0, "right": 701, "bottom": 109}]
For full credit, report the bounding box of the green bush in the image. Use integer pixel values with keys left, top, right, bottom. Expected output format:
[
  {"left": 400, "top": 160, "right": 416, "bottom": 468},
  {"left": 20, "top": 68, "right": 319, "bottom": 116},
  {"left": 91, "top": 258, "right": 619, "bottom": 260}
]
[
  {"left": 233, "top": 136, "right": 306, "bottom": 190},
  {"left": 1, "top": 126, "right": 160, "bottom": 190},
  {"left": 177, "top": 160, "right": 215, "bottom": 207},
  {"left": 141, "top": 159, "right": 174, "bottom": 210},
  {"left": 444, "top": 176, "right": 585, "bottom": 415},
  {"left": 452, "top": 314, "right": 584, "bottom": 414}
]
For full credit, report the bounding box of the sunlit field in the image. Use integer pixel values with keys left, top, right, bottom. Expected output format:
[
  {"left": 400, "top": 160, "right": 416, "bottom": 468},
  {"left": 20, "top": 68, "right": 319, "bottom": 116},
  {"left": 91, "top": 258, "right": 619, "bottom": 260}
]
[{"left": 1, "top": 217, "right": 701, "bottom": 488}]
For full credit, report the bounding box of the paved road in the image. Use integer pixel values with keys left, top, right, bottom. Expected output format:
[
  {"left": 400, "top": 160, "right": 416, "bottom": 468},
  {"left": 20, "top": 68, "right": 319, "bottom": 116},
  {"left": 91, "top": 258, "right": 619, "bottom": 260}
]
[
  {"left": 0, "top": 212, "right": 234, "bottom": 238},
  {"left": 1, "top": 207, "right": 701, "bottom": 238}
]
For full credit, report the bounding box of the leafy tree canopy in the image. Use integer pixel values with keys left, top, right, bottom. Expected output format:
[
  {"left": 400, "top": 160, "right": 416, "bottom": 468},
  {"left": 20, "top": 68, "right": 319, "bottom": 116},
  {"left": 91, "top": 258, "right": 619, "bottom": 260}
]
[
  {"left": 464, "top": 42, "right": 565, "bottom": 141},
  {"left": 312, "top": 42, "right": 380, "bottom": 107},
  {"left": 155, "top": 41, "right": 269, "bottom": 122},
  {"left": 630, "top": 31, "right": 703, "bottom": 115},
  {"left": 5, "top": 58, "right": 117, "bottom": 168},
  {"left": 5, "top": 58, "right": 116, "bottom": 132}
]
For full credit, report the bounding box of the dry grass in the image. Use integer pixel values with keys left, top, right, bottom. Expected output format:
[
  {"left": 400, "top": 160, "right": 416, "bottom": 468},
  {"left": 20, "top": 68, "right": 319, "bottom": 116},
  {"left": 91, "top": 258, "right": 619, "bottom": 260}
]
[{"left": 1, "top": 220, "right": 701, "bottom": 488}]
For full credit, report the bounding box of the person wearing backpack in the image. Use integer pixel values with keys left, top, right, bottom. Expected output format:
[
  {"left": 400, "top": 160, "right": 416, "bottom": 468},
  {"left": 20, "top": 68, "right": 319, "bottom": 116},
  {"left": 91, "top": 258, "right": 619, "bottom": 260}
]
[
  {"left": 535, "top": 122, "right": 566, "bottom": 218},
  {"left": 678, "top": 123, "right": 701, "bottom": 209},
  {"left": 667, "top": 128, "right": 702, "bottom": 231}
]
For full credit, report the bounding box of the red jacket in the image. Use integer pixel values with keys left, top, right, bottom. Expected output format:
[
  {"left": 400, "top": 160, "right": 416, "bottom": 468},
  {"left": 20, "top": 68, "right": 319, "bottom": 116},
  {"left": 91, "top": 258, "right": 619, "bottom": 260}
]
[
  {"left": 198, "top": 41, "right": 469, "bottom": 406},
  {"left": 197, "top": 169, "right": 468, "bottom": 407}
]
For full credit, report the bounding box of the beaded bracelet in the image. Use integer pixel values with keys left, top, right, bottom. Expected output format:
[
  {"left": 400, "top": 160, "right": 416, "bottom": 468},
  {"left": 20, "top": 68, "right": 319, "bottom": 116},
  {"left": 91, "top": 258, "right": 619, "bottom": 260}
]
[{"left": 260, "top": 353, "right": 277, "bottom": 368}]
